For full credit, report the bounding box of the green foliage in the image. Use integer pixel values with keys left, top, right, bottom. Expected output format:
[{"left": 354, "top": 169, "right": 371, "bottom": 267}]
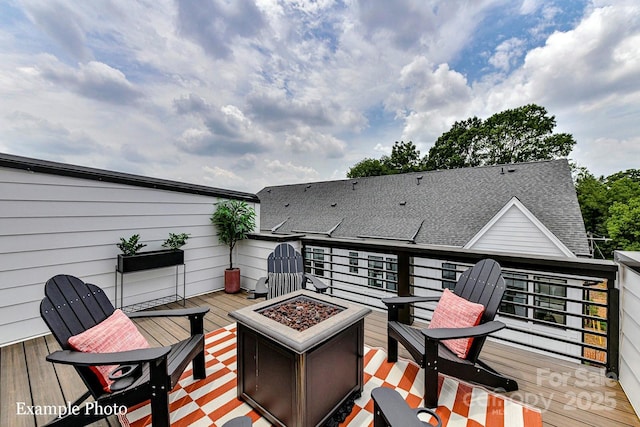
[
  {"left": 425, "top": 117, "right": 484, "bottom": 170},
  {"left": 575, "top": 168, "right": 640, "bottom": 257},
  {"left": 347, "top": 157, "right": 389, "bottom": 178},
  {"left": 117, "top": 234, "right": 147, "bottom": 256},
  {"left": 387, "top": 141, "right": 424, "bottom": 173},
  {"left": 606, "top": 176, "right": 640, "bottom": 206},
  {"left": 347, "top": 141, "right": 425, "bottom": 178},
  {"left": 606, "top": 197, "right": 640, "bottom": 251},
  {"left": 575, "top": 169, "right": 609, "bottom": 236},
  {"left": 210, "top": 200, "right": 256, "bottom": 269},
  {"left": 162, "top": 232, "right": 190, "bottom": 250},
  {"left": 426, "top": 104, "right": 575, "bottom": 170}
]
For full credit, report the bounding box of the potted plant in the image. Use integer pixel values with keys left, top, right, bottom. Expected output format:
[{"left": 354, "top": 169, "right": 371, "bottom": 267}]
[
  {"left": 116, "top": 233, "right": 187, "bottom": 273},
  {"left": 210, "top": 199, "right": 256, "bottom": 293}
]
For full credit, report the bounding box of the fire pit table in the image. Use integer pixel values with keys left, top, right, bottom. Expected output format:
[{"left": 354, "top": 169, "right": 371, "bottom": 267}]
[{"left": 229, "top": 290, "right": 371, "bottom": 427}]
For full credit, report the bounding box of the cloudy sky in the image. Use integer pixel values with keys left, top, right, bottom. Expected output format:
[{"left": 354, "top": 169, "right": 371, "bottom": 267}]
[{"left": 1, "top": 0, "right": 638, "bottom": 193}]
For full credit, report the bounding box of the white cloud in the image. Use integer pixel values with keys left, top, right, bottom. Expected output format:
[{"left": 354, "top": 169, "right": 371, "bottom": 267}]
[
  {"left": 177, "top": 0, "right": 266, "bottom": 59},
  {"left": 572, "top": 136, "right": 640, "bottom": 178},
  {"left": 389, "top": 58, "right": 474, "bottom": 144},
  {"left": 21, "top": 0, "right": 92, "bottom": 61},
  {"left": 1, "top": 0, "right": 638, "bottom": 194},
  {"left": 284, "top": 127, "right": 346, "bottom": 158},
  {"left": 520, "top": 0, "right": 542, "bottom": 15},
  {"left": 202, "top": 164, "right": 243, "bottom": 182},
  {"left": 489, "top": 38, "right": 526, "bottom": 72},
  {"left": 261, "top": 158, "right": 320, "bottom": 186},
  {"left": 36, "top": 58, "right": 142, "bottom": 105}
]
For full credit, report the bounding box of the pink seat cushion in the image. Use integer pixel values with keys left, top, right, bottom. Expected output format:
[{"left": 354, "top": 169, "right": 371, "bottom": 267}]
[
  {"left": 68, "top": 309, "right": 150, "bottom": 392},
  {"left": 427, "top": 289, "right": 485, "bottom": 359}
]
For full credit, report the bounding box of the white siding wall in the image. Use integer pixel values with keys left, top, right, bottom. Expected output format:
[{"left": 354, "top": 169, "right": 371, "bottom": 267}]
[
  {"left": 619, "top": 259, "right": 640, "bottom": 417},
  {"left": 0, "top": 167, "right": 259, "bottom": 346},
  {"left": 468, "top": 205, "right": 568, "bottom": 257}
]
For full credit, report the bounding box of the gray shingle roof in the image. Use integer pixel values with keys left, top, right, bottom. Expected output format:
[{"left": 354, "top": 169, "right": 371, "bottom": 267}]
[{"left": 257, "top": 159, "right": 590, "bottom": 256}]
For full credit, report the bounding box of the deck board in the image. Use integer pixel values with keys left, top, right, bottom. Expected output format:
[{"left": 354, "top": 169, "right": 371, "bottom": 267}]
[
  {"left": 1, "top": 342, "right": 33, "bottom": 427},
  {"left": 1, "top": 290, "right": 638, "bottom": 427}
]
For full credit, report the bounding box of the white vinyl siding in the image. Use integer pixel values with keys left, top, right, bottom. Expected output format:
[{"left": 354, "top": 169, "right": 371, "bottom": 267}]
[
  {"left": 467, "top": 204, "right": 568, "bottom": 257},
  {"left": 618, "top": 256, "right": 640, "bottom": 417},
  {"left": 0, "top": 166, "right": 259, "bottom": 346}
]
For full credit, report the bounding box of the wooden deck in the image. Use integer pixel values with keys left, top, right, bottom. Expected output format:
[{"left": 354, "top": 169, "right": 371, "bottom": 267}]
[{"left": 1, "top": 290, "right": 638, "bottom": 427}]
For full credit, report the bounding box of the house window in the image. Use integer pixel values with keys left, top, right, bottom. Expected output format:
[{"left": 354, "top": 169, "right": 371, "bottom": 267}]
[
  {"left": 385, "top": 258, "right": 397, "bottom": 291},
  {"left": 367, "top": 255, "right": 397, "bottom": 290},
  {"left": 499, "top": 272, "right": 567, "bottom": 326},
  {"left": 441, "top": 263, "right": 457, "bottom": 290},
  {"left": 534, "top": 276, "right": 567, "bottom": 325},
  {"left": 500, "top": 272, "right": 528, "bottom": 317},
  {"left": 305, "top": 248, "right": 325, "bottom": 277},
  {"left": 368, "top": 256, "right": 384, "bottom": 288},
  {"left": 349, "top": 252, "right": 359, "bottom": 273}
]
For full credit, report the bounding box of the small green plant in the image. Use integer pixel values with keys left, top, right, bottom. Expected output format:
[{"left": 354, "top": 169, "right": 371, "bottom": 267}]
[
  {"left": 162, "top": 232, "right": 190, "bottom": 250},
  {"left": 117, "top": 234, "right": 147, "bottom": 256}
]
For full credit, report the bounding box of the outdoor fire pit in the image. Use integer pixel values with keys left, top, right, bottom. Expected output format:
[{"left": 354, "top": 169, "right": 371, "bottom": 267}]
[
  {"left": 257, "top": 295, "right": 344, "bottom": 331},
  {"left": 229, "top": 290, "right": 371, "bottom": 427}
]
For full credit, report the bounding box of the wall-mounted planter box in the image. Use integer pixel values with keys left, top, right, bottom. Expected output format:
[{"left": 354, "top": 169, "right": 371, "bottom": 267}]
[{"left": 116, "top": 249, "right": 184, "bottom": 273}]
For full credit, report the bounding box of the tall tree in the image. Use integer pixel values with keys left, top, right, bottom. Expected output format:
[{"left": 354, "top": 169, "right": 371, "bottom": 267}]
[
  {"left": 606, "top": 198, "right": 640, "bottom": 251},
  {"left": 575, "top": 168, "right": 640, "bottom": 257},
  {"left": 347, "top": 141, "right": 422, "bottom": 178},
  {"left": 425, "top": 117, "right": 483, "bottom": 170},
  {"left": 387, "top": 141, "right": 423, "bottom": 174},
  {"left": 347, "top": 157, "right": 389, "bottom": 178},
  {"left": 426, "top": 104, "right": 576, "bottom": 170},
  {"left": 575, "top": 167, "right": 609, "bottom": 236}
]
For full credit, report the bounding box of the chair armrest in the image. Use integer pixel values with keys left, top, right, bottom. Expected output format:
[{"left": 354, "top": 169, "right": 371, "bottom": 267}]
[
  {"left": 46, "top": 346, "right": 171, "bottom": 367},
  {"left": 304, "top": 274, "right": 328, "bottom": 292},
  {"left": 127, "top": 306, "right": 209, "bottom": 319},
  {"left": 381, "top": 295, "right": 441, "bottom": 307},
  {"left": 371, "top": 387, "right": 442, "bottom": 427},
  {"left": 421, "top": 320, "right": 505, "bottom": 341}
]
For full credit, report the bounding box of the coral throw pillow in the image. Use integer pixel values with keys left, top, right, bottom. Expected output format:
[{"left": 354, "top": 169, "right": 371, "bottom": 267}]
[
  {"left": 427, "top": 289, "right": 485, "bottom": 359},
  {"left": 68, "top": 309, "right": 150, "bottom": 392}
]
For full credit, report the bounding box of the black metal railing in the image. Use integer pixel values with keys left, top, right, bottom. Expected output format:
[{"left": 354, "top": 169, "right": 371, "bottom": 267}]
[{"left": 299, "top": 236, "right": 619, "bottom": 376}]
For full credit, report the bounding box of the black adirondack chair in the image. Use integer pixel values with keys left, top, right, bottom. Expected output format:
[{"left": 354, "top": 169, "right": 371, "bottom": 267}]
[
  {"left": 251, "top": 243, "right": 328, "bottom": 299},
  {"left": 40, "top": 274, "right": 210, "bottom": 427},
  {"left": 382, "top": 259, "right": 518, "bottom": 408}
]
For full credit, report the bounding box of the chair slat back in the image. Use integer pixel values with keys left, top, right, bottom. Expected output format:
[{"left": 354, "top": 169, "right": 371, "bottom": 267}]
[
  {"left": 40, "top": 275, "right": 115, "bottom": 349},
  {"left": 40, "top": 274, "right": 116, "bottom": 397},
  {"left": 453, "top": 259, "right": 506, "bottom": 362},
  {"left": 265, "top": 244, "right": 305, "bottom": 298},
  {"left": 268, "top": 243, "right": 304, "bottom": 274}
]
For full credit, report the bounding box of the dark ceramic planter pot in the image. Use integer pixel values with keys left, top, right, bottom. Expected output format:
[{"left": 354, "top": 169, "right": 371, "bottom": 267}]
[
  {"left": 117, "top": 249, "right": 184, "bottom": 273},
  {"left": 225, "top": 268, "right": 241, "bottom": 293}
]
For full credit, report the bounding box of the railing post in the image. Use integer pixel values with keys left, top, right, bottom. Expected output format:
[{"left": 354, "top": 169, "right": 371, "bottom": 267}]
[
  {"left": 606, "top": 272, "right": 619, "bottom": 378},
  {"left": 397, "top": 251, "right": 412, "bottom": 324}
]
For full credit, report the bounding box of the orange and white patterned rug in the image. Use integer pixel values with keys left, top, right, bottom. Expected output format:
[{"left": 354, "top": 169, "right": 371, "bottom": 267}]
[{"left": 121, "top": 324, "right": 542, "bottom": 427}]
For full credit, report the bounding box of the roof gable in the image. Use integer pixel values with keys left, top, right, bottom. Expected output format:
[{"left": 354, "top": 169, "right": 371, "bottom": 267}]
[{"left": 464, "top": 197, "right": 576, "bottom": 257}]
